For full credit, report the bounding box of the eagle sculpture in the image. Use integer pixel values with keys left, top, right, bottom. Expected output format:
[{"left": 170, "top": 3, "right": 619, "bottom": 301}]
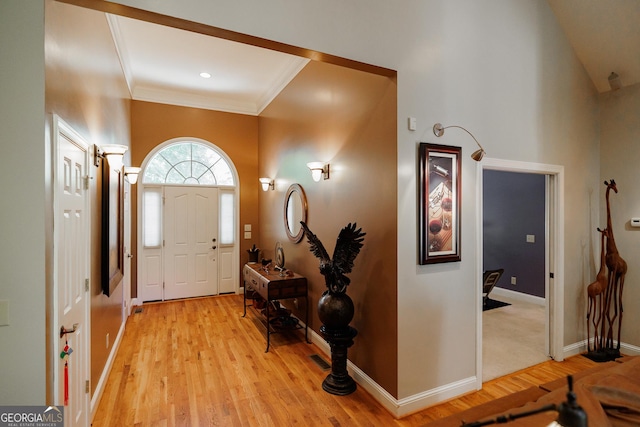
[{"left": 300, "top": 221, "right": 366, "bottom": 294}]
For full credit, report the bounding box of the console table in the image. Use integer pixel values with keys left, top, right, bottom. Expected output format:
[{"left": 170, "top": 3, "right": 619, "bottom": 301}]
[{"left": 242, "top": 263, "right": 308, "bottom": 352}]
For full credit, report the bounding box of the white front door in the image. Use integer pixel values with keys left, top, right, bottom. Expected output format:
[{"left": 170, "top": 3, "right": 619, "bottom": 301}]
[
  {"left": 164, "top": 186, "right": 219, "bottom": 300},
  {"left": 53, "top": 117, "right": 89, "bottom": 427}
]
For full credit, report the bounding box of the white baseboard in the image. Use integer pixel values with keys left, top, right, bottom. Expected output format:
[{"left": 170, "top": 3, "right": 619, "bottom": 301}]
[
  {"left": 305, "top": 327, "right": 476, "bottom": 418},
  {"left": 563, "top": 339, "right": 640, "bottom": 358},
  {"left": 491, "top": 287, "right": 545, "bottom": 306},
  {"left": 90, "top": 320, "right": 126, "bottom": 422}
]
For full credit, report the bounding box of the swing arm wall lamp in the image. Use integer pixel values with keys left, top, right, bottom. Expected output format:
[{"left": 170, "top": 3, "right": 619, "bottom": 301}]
[{"left": 433, "top": 123, "right": 486, "bottom": 161}]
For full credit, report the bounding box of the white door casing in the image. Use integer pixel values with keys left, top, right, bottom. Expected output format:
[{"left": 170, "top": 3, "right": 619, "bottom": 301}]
[
  {"left": 137, "top": 138, "right": 240, "bottom": 303},
  {"left": 476, "top": 158, "right": 565, "bottom": 389},
  {"left": 164, "top": 186, "right": 219, "bottom": 300},
  {"left": 53, "top": 116, "right": 90, "bottom": 427}
]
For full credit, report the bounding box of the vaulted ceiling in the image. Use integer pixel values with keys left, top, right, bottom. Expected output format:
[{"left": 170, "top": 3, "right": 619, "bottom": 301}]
[
  {"left": 547, "top": 0, "right": 640, "bottom": 93},
  {"left": 107, "top": 1, "right": 639, "bottom": 114}
]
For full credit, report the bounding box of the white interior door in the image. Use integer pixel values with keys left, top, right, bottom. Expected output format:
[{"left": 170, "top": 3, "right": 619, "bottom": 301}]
[
  {"left": 53, "top": 117, "right": 89, "bottom": 427},
  {"left": 164, "top": 186, "right": 218, "bottom": 300}
]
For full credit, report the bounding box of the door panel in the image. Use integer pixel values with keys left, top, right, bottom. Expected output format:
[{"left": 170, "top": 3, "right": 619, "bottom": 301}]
[
  {"left": 164, "top": 186, "right": 218, "bottom": 300},
  {"left": 54, "top": 118, "right": 89, "bottom": 427},
  {"left": 219, "top": 248, "right": 236, "bottom": 293},
  {"left": 141, "top": 253, "right": 163, "bottom": 301}
]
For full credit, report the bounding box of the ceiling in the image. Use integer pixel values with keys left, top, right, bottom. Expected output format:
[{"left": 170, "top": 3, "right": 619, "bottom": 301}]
[
  {"left": 106, "top": 1, "right": 639, "bottom": 115},
  {"left": 107, "top": 14, "right": 309, "bottom": 116},
  {"left": 547, "top": 0, "right": 640, "bottom": 93}
]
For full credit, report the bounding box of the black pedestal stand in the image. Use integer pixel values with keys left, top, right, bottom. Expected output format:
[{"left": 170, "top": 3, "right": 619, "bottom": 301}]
[{"left": 320, "top": 325, "right": 358, "bottom": 395}]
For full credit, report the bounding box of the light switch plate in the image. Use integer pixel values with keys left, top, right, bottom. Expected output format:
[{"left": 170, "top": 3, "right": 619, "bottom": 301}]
[
  {"left": 526, "top": 234, "right": 535, "bottom": 243},
  {"left": 244, "top": 224, "right": 252, "bottom": 232},
  {"left": 244, "top": 231, "right": 252, "bottom": 239},
  {"left": 408, "top": 117, "right": 417, "bottom": 131}
]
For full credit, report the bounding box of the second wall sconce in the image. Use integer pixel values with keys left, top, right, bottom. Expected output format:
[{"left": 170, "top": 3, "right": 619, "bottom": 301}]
[
  {"left": 94, "top": 144, "right": 128, "bottom": 170},
  {"left": 259, "top": 177, "right": 275, "bottom": 191},
  {"left": 306, "top": 162, "right": 330, "bottom": 182},
  {"left": 124, "top": 166, "right": 141, "bottom": 184},
  {"left": 433, "top": 123, "right": 486, "bottom": 161}
]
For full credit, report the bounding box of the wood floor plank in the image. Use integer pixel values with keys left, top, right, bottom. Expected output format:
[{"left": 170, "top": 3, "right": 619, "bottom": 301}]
[{"left": 92, "top": 295, "right": 599, "bottom": 426}]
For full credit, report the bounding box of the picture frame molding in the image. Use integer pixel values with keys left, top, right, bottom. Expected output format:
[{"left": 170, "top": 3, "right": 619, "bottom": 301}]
[
  {"left": 101, "top": 160, "right": 124, "bottom": 296},
  {"left": 418, "top": 142, "right": 462, "bottom": 265}
]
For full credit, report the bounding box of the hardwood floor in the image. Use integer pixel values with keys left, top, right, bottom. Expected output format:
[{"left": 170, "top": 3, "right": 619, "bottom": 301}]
[{"left": 92, "top": 295, "right": 598, "bottom": 426}]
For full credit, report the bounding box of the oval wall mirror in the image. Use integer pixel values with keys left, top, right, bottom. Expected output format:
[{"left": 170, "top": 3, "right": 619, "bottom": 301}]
[{"left": 284, "top": 183, "right": 308, "bottom": 243}]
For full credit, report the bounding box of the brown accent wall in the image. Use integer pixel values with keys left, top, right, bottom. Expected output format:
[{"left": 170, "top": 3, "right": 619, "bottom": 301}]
[
  {"left": 258, "top": 61, "right": 399, "bottom": 396},
  {"left": 45, "top": 1, "right": 131, "bottom": 395},
  {"left": 129, "top": 100, "right": 260, "bottom": 298}
]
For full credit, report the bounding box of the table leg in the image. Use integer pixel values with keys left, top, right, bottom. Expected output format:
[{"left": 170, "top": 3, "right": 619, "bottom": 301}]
[{"left": 265, "top": 298, "right": 270, "bottom": 352}]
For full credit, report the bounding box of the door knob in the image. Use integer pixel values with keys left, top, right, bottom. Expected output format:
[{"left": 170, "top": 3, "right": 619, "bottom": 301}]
[{"left": 60, "top": 323, "right": 79, "bottom": 338}]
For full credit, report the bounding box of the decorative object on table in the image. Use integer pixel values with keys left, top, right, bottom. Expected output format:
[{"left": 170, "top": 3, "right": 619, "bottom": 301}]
[
  {"left": 418, "top": 143, "right": 461, "bottom": 265},
  {"left": 247, "top": 244, "right": 260, "bottom": 263},
  {"left": 586, "top": 180, "right": 627, "bottom": 362},
  {"left": 274, "top": 241, "right": 286, "bottom": 276},
  {"left": 301, "top": 221, "right": 365, "bottom": 395}
]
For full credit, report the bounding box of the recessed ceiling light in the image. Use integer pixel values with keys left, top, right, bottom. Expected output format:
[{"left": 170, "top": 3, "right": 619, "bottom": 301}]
[{"left": 199, "top": 72, "right": 211, "bottom": 79}]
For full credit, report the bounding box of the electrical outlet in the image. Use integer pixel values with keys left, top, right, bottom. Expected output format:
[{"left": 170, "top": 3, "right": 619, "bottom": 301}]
[
  {"left": 526, "top": 234, "right": 535, "bottom": 243},
  {"left": 511, "top": 276, "right": 517, "bottom": 285}
]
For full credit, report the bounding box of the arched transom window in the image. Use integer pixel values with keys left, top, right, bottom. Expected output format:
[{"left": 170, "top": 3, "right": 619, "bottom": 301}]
[{"left": 143, "top": 141, "right": 235, "bottom": 186}]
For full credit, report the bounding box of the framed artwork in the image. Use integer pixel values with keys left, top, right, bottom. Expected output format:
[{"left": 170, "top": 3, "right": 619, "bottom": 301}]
[
  {"left": 418, "top": 143, "right": 461, "bottom": 264},
  {"left": 101, "top": 159, "right": 124, "bottom": 296}
]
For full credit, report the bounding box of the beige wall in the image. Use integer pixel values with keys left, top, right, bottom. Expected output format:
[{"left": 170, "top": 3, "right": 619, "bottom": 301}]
[
  {"left": 258, "top": 60, "right": 398, "bottom": 395},
  {"left": 599, "top": 83, "right": 640, "bottom": 349},
  {"left": 44, "top": 1, "right": 131, "bottom": 395},
  {"left": 0, "top": 0, "right": 47, "bottom": 405},
  {"left": 129, "top": 100, "right": 260, "bottom": 297}
]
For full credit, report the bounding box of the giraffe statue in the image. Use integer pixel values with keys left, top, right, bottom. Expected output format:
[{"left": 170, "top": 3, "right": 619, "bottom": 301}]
[
  {"left": 601, "top": 179, "right": 627, "bottom": 352},
  {"left": 587, "top": 228, "right": 608, "bottom": 352}
]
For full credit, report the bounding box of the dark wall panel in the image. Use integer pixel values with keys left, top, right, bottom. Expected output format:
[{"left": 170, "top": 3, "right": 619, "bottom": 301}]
[{"left": 483, "top": 170, "right": 546, "bottom": 298}]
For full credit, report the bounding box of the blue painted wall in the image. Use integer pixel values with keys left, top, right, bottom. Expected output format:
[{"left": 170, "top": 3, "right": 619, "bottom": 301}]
[{"left": 483, "top": 170, "right": 546, "bottom": 298}]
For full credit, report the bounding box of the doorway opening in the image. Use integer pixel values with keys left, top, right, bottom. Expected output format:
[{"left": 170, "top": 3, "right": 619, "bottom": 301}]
[
  {"left": 137, "top": 138, "right": 239, "bottom": 302},
  {"left": 477, "top": 158, "right": 565, "bottom": 386}
]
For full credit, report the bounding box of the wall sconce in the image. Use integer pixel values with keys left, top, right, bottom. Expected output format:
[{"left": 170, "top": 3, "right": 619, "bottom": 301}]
[
  {"left": 124, "top": 166, "right": 141, "bottom": 184},
  {"left": 259, "top": 177, "right": 275, "bottom": 191},
  {"left": 433, "top": 123, "right": 486, "bottom": 161},
  {"left": 94, "top": 144, "right": 128, "bottom": 170},
  {"left": 306, "top": 162, "right": 330, "bottom": 182}
]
